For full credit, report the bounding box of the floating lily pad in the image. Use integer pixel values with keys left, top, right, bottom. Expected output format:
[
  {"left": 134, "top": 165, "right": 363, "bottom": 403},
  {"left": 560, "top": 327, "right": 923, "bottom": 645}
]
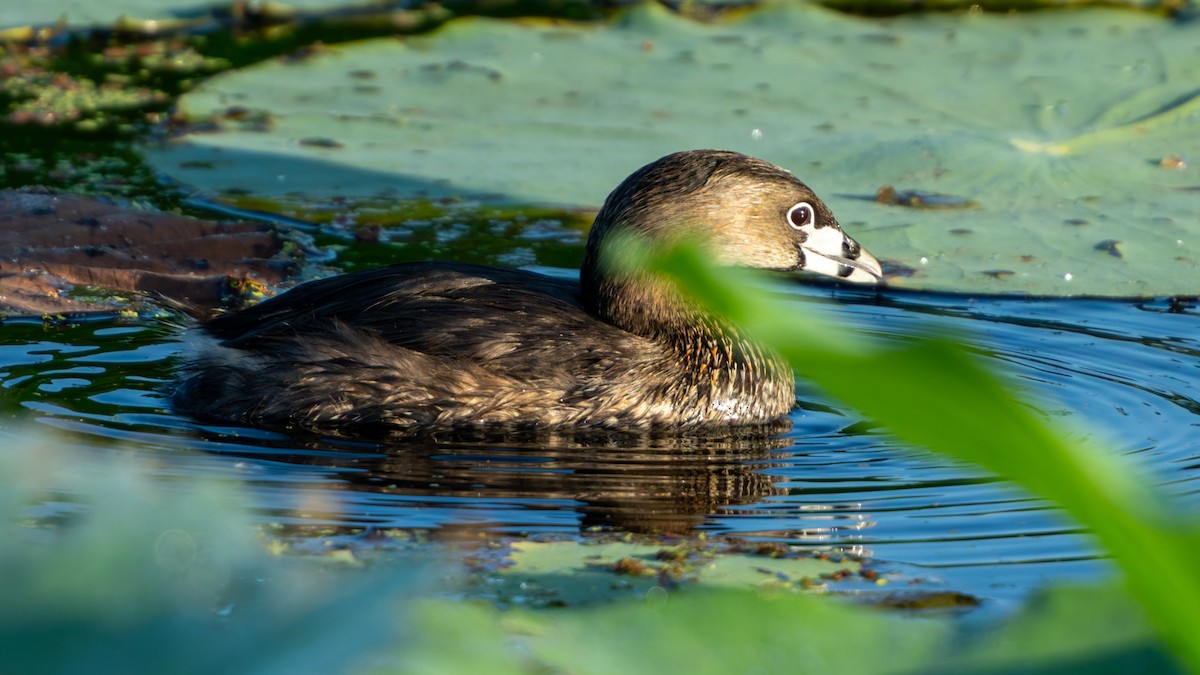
[
  {"left": 146, "top": 5, "right": 1200, "bottom": 296},
  {"left": 486, "top": 539, "right": 863, "bottom": 606}
]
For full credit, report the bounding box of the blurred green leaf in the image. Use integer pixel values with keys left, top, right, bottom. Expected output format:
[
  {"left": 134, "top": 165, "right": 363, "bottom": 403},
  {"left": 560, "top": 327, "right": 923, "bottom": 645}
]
[
  {"left": 391, "top": 582, "right": 1176, "bottom": 675},
  {"left": 0, "top": 432, "right": 417, "bottom": 675},
  {"left": 526, "top": 589, "right": 949, "bottom": 675},
  {"left": 942, "top": 584, "right": 1175, "bottom": 675},
  {"left": 652, "top": 241, "right": 1200, "bottom": 672},
  {"left": 0, "top": 398, "right": 1191, "bottom": 674},
  {"left": 370, "top": 599, "right": 529, "bottom": 675}
]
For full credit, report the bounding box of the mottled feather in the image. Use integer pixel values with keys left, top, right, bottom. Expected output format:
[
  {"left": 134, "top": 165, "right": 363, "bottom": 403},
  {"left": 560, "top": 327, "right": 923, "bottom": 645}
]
[{"left": 173, "top": 150, "right": 881, "bottom": 436}]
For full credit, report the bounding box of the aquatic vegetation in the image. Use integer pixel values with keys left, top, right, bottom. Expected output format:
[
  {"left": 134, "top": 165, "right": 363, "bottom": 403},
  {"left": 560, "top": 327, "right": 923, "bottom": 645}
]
[
  {"left": 0, "top": 41, "right": 227, "bottom": 134},
  {"left": 150, "top": 5, "right": 1200, "bottom": 296},
  {"left": 1, "top": 1, "right": 1197, "bottom": 672},
  {"left": 0, "top": 431, "right": 411, "bottom": 675},
  {"left": 5, "top": 1, "right": 1197, "bottom": 296},
  {"left": 0, "top": 292, "right": 1192, "bottom": 673},
  {"left": 0, "top": 0, "right": 1172, "bottom": 33},
  {"left": 489, "top": 539, "right": 866, "bottom": 606},
  {"left": 649, "top": 240, "right": 1200, "bottom": 672}
]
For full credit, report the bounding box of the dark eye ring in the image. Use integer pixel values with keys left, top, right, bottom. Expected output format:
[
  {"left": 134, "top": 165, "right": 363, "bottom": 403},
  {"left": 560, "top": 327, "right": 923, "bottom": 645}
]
[{"left": 787, "top": 202, "right": 815, "bottom": 230}]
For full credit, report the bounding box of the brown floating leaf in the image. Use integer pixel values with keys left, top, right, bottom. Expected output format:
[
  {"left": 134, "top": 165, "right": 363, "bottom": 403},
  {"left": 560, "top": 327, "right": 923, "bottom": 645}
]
[
  {"left": 874, "top": 185, "right": 978, "bottom": 209},
  {"left": 877, "top": 591, "right": 981, "bottom": 610},
  {"left": 0, "top": 188, "right": 294, "bottom": 316},
  {"left": 1160, "top": 155, "right": 1188, "bottom": 169}
]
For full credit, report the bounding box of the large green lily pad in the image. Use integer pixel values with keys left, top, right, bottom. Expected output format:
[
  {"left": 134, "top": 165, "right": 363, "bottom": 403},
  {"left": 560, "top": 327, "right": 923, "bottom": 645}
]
[{"left": 146, "top": 5, "right": 1200, "bottom": 296}]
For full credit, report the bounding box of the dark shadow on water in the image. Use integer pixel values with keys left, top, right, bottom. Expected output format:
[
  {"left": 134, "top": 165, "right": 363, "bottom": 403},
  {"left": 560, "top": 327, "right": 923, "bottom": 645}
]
[{"left": 149, "top": 138, "right": 618, "bottom": 206}]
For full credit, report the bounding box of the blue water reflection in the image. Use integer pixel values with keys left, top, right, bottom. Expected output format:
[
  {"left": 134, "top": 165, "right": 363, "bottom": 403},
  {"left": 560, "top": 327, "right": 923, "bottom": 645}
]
[{"left": 1, "top": 287, "right": 1196, "bottom": 602}]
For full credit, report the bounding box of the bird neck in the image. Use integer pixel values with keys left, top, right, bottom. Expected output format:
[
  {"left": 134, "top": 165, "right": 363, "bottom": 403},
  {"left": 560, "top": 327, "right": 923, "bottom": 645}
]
[{"left": 580, "top": 263, "right": 791, "bottom": 395}]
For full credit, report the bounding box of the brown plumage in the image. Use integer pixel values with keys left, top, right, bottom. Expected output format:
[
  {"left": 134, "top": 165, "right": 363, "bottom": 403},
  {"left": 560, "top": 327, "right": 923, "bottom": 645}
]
[{"left": 172, "top": 150, "right": 882, "bottom": 436}]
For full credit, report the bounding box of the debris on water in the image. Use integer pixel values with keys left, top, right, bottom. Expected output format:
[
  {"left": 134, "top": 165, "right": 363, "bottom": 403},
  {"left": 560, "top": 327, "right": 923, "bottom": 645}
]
[
  {"left": 655, "top": 547, "right": 690, "bottom": 562},
  {"left": 1095, "top": 240, "right": 1124, "bottom": 258},
  {"left": 299, "top": 137, "right": 345, "bottom": 149},
  {"left": 881, "top": 260, "right": 919, "bottom": 278},
  {"left": 354, "top": 223, "right": 382, "bottom": 243},
  {"left": 820, "top": 568, "right": 856, "bottom": 582},
  {"left": 876, "top": 591, "right": 980, "bottom": 611},
  {"left": 204, "top": 107, "right": 274, "bottom": 132},
  {"left": 982, "top": 270, "right": 1015, "bottom": 279},
  {"left": 875, "top": 185, "right": 977, "bottom": 209},
  {"left": 1166, "top": 296, "right": 1197, "bottom": 313},
  {"left": 1159, "top": 155, "right": 1188, "bottom": 170},
  {"left": 477, "top": 534, "right": 868, "bottom": 608},
  {"left": 752, "top": 542, "right": 789, "bottom": 558},
  {"left": 612, "top": 557, "right": 652, "bottom": 576}
]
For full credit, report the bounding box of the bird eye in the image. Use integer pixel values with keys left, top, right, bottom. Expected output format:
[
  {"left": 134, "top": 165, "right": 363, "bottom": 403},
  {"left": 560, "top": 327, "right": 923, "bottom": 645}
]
[{"left": 787, "top": 202, "right": 815, "bottom": 230}]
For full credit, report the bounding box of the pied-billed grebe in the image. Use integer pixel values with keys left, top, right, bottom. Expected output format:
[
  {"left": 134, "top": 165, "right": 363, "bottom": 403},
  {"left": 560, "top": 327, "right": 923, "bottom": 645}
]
[{"left": 173, "top": 150, "right": 882, "bottom": 434}]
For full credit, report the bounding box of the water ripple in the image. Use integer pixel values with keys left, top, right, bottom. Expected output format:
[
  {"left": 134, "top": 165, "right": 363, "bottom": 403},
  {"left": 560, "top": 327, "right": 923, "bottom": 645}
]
[{"left": 0, "top": 287, "right": 1196, "bottom": 602}]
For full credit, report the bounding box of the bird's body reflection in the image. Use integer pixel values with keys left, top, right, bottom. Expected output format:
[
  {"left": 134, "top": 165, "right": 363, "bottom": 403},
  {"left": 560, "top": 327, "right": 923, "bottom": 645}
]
[{"left": 210, "top": 425, "right": 798, "bottom": 535}]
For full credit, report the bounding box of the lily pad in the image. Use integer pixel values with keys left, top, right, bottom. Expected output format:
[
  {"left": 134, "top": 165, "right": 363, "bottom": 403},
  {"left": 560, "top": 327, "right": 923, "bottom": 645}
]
[
  {"left": 486, "top": 539, "right": 863, "bottom": 606},
  {"left": 146, "top": 5, "right": 1200, "bottom": 296}
]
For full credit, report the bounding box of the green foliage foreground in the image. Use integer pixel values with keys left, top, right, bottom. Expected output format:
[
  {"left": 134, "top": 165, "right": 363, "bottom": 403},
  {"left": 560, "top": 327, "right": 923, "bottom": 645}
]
[
  {"left": 2, "top": 246, "right": 1197, "bottom": 673},
  {"left": 0, "top": 433, "right": 1182, "bottom": 675},
  {"left": 653, "top": 242, "right": 1200, "bottom": 672}
]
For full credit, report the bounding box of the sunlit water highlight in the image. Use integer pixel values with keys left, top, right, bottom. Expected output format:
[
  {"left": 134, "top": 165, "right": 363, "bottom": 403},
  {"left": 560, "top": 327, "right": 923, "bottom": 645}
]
[{"left": 1, "top": 284, "right": 1197, "bottom": 603}]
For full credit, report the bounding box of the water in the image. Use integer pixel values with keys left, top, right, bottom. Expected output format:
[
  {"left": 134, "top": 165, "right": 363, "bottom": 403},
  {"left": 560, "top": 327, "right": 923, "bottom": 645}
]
[{"left": 1, "top": 285, "right": 1197, "bottom": 603}]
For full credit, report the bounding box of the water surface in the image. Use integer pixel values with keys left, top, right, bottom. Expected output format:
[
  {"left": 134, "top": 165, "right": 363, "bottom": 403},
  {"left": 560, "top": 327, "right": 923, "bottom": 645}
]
[{"left": 1, "top": 282, "right": 1197, "bottom": 604}]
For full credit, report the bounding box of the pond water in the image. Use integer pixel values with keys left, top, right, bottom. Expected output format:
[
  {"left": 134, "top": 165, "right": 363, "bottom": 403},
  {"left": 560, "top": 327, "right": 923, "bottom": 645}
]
[{"left": 1, "top": 270, "right": 1197, "bottom": 604}]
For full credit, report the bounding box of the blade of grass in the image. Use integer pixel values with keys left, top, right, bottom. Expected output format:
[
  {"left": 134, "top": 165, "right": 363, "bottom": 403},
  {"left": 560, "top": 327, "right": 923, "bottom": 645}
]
[{"left": 653, "top": 241, "right": 1200, "bottom": 672}]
